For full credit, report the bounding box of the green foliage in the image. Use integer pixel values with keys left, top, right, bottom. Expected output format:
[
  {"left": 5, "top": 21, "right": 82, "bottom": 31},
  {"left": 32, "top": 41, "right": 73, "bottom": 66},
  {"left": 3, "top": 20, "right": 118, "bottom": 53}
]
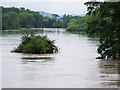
[
  {"left": 33, "top": 12, "right": 44, "bottom": 28},
  {"left": 86, "top": 2, "right": 120, "bottom": 60},
  {"left": 67, "top": 19, "right": 80, "bottom": 32},
  {"left": 2, "top": 11, "right": 21, "bottom": 30},
  {"left": 84, "top": 2, "right": 102, "bottom": 15},
  {"left": 12, "top": 31, "right": 58, "bottom": 54},
  {"left": 62, "top": 15, "right": 79, "bottom": 28},
  {"left": 96, "top": 2, "right": 120, "bottom": 60},
  {"left": 53, "top": 19, "right": 63, "bottom": 28},
  {"left": 66, "top": 16, "right": 88, "bottom": 32},
  {"left": 2, "top": 7, "right": 21, "bottom": 15},
  {"left": 18, "top": 12, "right": 35, "bottom": 28},
  {"left": 2, "top": 7, "right": 44, "bottom": 30},
  {"left": 2, "top": 7, "right": 80, "bottom": 29},
  {"left": 67, "top": 2, "right": 120, "bottom": 60},
  {"left": 43, "top": 16, "right": 56, "bottom": 28}
]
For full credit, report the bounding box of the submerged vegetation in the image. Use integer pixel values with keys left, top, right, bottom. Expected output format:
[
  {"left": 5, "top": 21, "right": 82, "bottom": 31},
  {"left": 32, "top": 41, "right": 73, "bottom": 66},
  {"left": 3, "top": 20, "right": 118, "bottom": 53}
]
[{"left": 12, "top": 31, "right": 58, "bottom": 54}]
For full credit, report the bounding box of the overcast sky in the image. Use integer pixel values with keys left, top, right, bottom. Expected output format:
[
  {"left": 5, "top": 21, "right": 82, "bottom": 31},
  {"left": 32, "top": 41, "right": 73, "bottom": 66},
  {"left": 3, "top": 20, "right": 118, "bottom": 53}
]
[{"left": 1, "top": 0, "right": 104, "bottom": 15}]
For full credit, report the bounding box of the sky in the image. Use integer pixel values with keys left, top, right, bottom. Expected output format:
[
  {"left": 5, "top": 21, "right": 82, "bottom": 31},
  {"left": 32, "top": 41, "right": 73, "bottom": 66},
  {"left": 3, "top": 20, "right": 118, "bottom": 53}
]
[{"left": 1, "top": 0, "right": 104, "bottom": 15}]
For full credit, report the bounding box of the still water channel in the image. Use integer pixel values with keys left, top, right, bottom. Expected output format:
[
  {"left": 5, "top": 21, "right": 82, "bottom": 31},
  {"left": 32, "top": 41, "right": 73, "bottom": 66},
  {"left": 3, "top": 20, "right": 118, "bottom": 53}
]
[{"left": 1, "top": 28, "right": 120, "bottom": 88}]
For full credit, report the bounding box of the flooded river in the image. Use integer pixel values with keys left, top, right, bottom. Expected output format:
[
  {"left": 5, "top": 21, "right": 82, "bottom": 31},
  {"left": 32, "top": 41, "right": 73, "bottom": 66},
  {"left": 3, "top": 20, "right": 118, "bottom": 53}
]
[{"left": 1, "top": 29, "right": 120, "bottom": 88}]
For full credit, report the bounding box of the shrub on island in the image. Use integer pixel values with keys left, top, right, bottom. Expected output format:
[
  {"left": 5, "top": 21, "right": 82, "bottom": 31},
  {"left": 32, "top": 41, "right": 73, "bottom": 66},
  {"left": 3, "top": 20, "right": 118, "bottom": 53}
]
[{"left": 12, "top": 31, "right": 58, "bottom": 54}]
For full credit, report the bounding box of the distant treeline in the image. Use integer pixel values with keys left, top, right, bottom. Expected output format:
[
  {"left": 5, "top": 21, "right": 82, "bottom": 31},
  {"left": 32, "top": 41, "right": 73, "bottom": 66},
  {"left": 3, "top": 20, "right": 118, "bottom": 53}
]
[
  {"left": 67, "top": 2, "right": 120, "bottom": 60},
  {"left": 2, "top": 7, "right": 79, "bottom": 30}
]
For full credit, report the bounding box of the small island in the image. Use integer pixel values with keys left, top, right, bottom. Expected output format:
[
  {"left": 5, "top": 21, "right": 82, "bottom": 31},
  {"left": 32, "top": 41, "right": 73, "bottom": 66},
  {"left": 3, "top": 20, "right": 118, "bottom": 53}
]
[{"left": 12, "top": 31, "right": 58, "bottom": 54}]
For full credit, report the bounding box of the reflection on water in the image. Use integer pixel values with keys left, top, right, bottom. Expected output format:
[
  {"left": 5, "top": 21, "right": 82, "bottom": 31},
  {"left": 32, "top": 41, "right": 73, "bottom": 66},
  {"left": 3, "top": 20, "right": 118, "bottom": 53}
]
[
  {"left": 99, "top": 60, "right": 120, "bottom": 87},
  {"left": 21, "top": 57, "right": 55, "bottom": 64},
  {"left": 99, "top": 60, "right": 120, "bottom": 74},
  {"left": 20, "top": 53, "right": 55, "bottom": 64},
  {"left": 1, "top": 29, "right": 120, "bottom": 88}
]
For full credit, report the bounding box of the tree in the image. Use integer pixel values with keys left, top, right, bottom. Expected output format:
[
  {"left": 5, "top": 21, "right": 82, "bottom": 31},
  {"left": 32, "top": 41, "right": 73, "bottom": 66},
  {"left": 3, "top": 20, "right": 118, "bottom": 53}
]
[
  {"left": 2, "top": 11, "right": 20, "bottom": 30},
  {"left": 84, "top": 2, "right": 120, "bottom": 60},
  {"left": 97, "top": 2, "right": 120, "bottom": 60},
  {"left": 33, "top": 12, "right": 44, "bottom": 28},
  {"left": 43, "top": 16, "right": 56, "bottom": 28},
  {"left": 53, "top": 19, "right": 63, "bottom": 28},
  {"left": 18, "top": 12, "right": 35, "bottom": 28},
  {"left": 84, "top": 2, "right": 102, "bottom": 15}
]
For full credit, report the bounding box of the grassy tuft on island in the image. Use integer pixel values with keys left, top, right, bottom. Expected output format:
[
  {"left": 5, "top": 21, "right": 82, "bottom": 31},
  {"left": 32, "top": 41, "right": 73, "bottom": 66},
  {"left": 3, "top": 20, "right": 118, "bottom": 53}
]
[{"left": 12, "top": 31, "right": 58, "bottom": 54}]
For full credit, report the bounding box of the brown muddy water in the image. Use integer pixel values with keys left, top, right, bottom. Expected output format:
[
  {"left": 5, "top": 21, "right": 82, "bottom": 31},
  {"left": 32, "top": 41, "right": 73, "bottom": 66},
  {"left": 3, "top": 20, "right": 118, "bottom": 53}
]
[{"left": 1, "top": 29, "right": 120, "bottom": 88}]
